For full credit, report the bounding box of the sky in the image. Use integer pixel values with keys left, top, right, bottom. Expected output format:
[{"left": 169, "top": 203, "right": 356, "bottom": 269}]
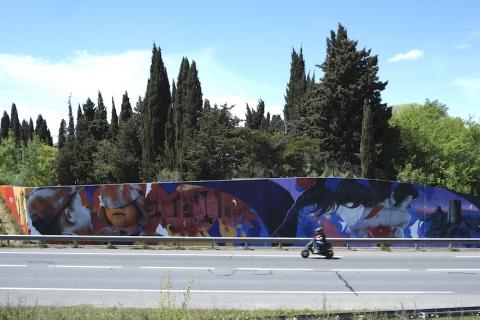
[{"left": 1, "top": 0, "right": 479, "bottom": 141}]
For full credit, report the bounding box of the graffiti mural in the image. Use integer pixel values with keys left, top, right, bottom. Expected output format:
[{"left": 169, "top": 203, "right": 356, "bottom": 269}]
[{"left": 1, "top": 178, "right": 480, "bottom": 240}]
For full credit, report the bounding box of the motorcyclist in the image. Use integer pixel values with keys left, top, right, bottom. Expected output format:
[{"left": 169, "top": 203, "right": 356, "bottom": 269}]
[{"left": 312, "top": 227, "right": 327, "bottom": 253}]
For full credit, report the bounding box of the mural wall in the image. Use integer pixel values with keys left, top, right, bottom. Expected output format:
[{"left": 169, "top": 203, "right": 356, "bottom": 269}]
[{"left": 1, "top": 178, "right": 479, "bottom": 239}]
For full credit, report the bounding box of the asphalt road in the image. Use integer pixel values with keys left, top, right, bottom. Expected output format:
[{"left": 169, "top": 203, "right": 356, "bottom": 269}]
[{"left": 1, "top": 247, "right": 480, "bottom": 311}]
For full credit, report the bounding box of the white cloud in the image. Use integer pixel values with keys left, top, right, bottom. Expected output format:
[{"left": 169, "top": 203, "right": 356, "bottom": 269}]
[
  {"left": 454, "top": 43, "right": 471, "bottom": 50},
  {"left": 450, "top": 77, "right": 480, "bottom": 94},
  {"left": 387, "top": 49, "right": 424, "bottom": 63},
  {"left": 0, "top": 50, "right": 151, "bottom": 140},
  {"left": 0, "top": 49, "right": 282, "bottom": 141}
]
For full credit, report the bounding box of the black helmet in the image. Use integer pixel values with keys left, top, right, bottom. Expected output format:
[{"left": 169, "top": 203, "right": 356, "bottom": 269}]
[{"left": 315, "top": 227, "right": 324, "bottom": 233}]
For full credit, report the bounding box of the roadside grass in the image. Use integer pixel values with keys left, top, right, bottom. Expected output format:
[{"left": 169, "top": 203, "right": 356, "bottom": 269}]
[{"left": 1, "top": 305, "right": 480, "bottom": 320}]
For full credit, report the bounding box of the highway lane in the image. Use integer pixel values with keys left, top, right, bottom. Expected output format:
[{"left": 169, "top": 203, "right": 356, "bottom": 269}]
[{"left": 0, "top": 248, "right": 480, "bottom": 310}]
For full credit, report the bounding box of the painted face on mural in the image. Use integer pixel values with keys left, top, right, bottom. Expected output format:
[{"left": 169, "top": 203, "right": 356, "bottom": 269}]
[
  {"left": 27, "top": 187, "right": 93, "bottom": 235},
  {"left": 97, "top": 184, "right": 147, "bottom": 235},
  {"left": 104, "top": 203, "right": 139, "bottom": 230},
  {"left": 56, "top": 193, "right": 93, "bottom": 235}
]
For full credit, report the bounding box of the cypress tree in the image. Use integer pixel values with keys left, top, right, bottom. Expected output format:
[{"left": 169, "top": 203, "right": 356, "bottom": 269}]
[
  {"left": 110, "top": 97, "right": 119, "bottom": 141},
  {"left": 140, "top": 44, "right": 171, "bottom": 181},
  {"left": 164, "top": 81, "right": 176, "bottom": 170},
  {"left": 246, "top": 99, "right": 267, "bottom": 130},
  {"left": 20, "top": 119, "right": 29, "bottom": 143},
  {"left": 360, "top": 99, "right": 375, "bottom": 178},
  {"left": 35, "top": 115, "right": 49, "bottom": 143},
  {"left": 182, "top": 61, "right": 203, "bottom": 140},
  {"left": 173, "top": 58, "right": 190, "bottom": 168},
  {"left": 10, "top": 103, "right": 20, "bottom": 142},
  {"left": 299, "top": 24, "right": 389, "bottom": 170},
  {"left": 0, "top": 111, "right": 10, "bottom": 140},
  {"left": 58, "top": 119, "right": 67, "bottom": 149},
  {"left": 57, "top": 103, "right": 76, "bottom": 185},
  {"left": 28, "top": 118, "right": 34, "bottom": 141},
  {"left": 67, "top": 103, "right": 75, "bottom": 141},
  {"left": 173, "top": 58, "right": 203, "bottom": 172},
  {"left": 113, "top": 116, "right": 141, "bottom": 182},
  {"left": 92, "top": 91, "right": 108, "bottom": 141},
  {"left": 46, "top": 128, "right": 53, "bottom": 146},
  {"left": 119, "top": 91, "right": 133, "bottom": 123},
  {"left": 73, "top": 102, "right": 96, "bottom": 184},
  {"left": 284, "top": 48, "right": 307, "bottom": 127}
]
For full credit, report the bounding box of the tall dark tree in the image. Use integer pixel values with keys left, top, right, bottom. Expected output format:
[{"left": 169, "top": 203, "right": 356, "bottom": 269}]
[
  {"left": 58, "top": 119, "right": 67, "bottom": 149},
  {"left": 119, "top": 91, "right": 133, "bottom": 123},
  {"left": 299, "top": 24, "right": 390, "bottom": 173},
  {"left": 57, "top": 103, "right": 76, "bottom": 185},
  {"left": 360, "top": 99, "right": 375, "bottom": 178},
  {"left": 28, "top": 118, "right": 34, "bottom": 141},
  {"left": 164, "top": 81, "right": 177, "bottom": 170},
  {"left": 181, "top": 61, "right": 203, "bottom": 140},
  {"left": 173, "top": 58, "right": 190, "bottom": 168},
  {"left": 246, "top": 99, "right": 267, "bottom": 130},
  {"left": 0, "top": 111, "right": 10, "bottom": 140},
  {"left": 284, "top": 47, "right": 307, "bottom": 127},
  {"left": 10, "top": 103, "right": 21, "bottom": 142},
  {"left": 67, "top": 102, "right": 75, "bottom": 141},
  {"left": 110, "top": 97, "right": 119, "bottom": 141},
  {"left": 34, "top": 115, "right": 49, "bottom": 143},
  {"left": 172, "top": 58, "right": 203, "bottom": 173},
  {"left": 92, "top": 91, "right": 108, "bottom": 141},
  {"left": 113, "top": 116, "right": 142, "bottom": 182},
  {"left": 20, "top": 119, "right": 30, "bottom": 143},
  {"left": 73, "top": 101, "right": 96, "bottom": 184},
  {"left": 140, "top": 44, "right": 171, "bottom": 181}
]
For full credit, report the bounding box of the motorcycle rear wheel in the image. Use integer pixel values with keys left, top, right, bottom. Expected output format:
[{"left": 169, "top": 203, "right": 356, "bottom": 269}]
[{"left": 301, "top": 250, "right": 310, "bottom": 258}]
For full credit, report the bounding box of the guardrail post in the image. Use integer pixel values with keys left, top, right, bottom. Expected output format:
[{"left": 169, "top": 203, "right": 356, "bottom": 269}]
[
  {"left": 346, "top": 241, "right": 350, "bottom": 250},
  {"left": 414, "top": 241, "right": 418, "bottom": 250}
]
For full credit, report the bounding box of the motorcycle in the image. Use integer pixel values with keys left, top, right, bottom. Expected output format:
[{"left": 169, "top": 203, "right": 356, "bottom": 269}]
[{"left": 301, "top": 241, "right": 334, "bottom": 259}]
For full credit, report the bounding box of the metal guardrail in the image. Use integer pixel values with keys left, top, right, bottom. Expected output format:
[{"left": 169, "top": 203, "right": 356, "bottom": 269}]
[{"left": 1, "top": 235, "right": 480, "bottom": 248}]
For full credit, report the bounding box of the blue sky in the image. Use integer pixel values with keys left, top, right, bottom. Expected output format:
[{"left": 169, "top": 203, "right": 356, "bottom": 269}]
[{"left": 1, "top": 0, "right": 479, "bottom": 139}]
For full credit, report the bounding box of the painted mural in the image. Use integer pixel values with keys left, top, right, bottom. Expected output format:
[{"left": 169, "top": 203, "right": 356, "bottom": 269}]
[{"left": 1, "top": 178, "right": 479, "bottom": 240}]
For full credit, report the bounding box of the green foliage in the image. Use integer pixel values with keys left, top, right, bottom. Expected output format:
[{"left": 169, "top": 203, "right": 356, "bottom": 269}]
[
  {"left": 391, "top": 100, "right": 480, "bottom": 195},
  {"left": 157, "top": 168, "right": 181, "bottom": 182},
  {"left": 231, "top": 128, "right": 284, "bottom": 178},
  {"left": 0, "top": 132, "right": 57, "bottom": 186},
  {"left": 13, "top": 136, "right": 58, "bottom": 187},
  {"left": 296, "top": 24, "right": 391, "bottom": 177},
  {"left": 182, "top": 104, "right": 238, "bottom": 180},
  {"left": 92, "top": 139, "right": 117, "bottom": 184},
  {"left": 112, "top": 116, "right": 141, "bottom": 183}
]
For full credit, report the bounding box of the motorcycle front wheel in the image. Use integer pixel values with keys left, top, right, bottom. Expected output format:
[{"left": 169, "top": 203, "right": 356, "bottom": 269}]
[{"left": 301, "top": 250, "right": 310, "bottom": 258}]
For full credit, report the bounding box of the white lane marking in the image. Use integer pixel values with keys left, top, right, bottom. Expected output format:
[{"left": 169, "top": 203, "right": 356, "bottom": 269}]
[
  {"left": 455, "top": 256, "right": 480, "bottom": 258},
  {"left": 331, "top": 269, "right": 410, "bottom": 272},
  {"left": 237, "top": 267, "right": 314, "bottom": 271},
  {"left": 0, "top": 264, "right": 27, "bottom": 267},
  {"left": 50, "top": 265, "right": 123, "bottom": 269},
  {"left": 0, "top": 287, "right": 453, "bottom": 294},
  {"left": 0, "top": 251, "right": 298, "bottom": 258},
  {"left": 427, "top": 269, "right": 480, "bottom": 272},
  {"left": 140, "top": 266, "right": 213, "bottom": 270}
]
